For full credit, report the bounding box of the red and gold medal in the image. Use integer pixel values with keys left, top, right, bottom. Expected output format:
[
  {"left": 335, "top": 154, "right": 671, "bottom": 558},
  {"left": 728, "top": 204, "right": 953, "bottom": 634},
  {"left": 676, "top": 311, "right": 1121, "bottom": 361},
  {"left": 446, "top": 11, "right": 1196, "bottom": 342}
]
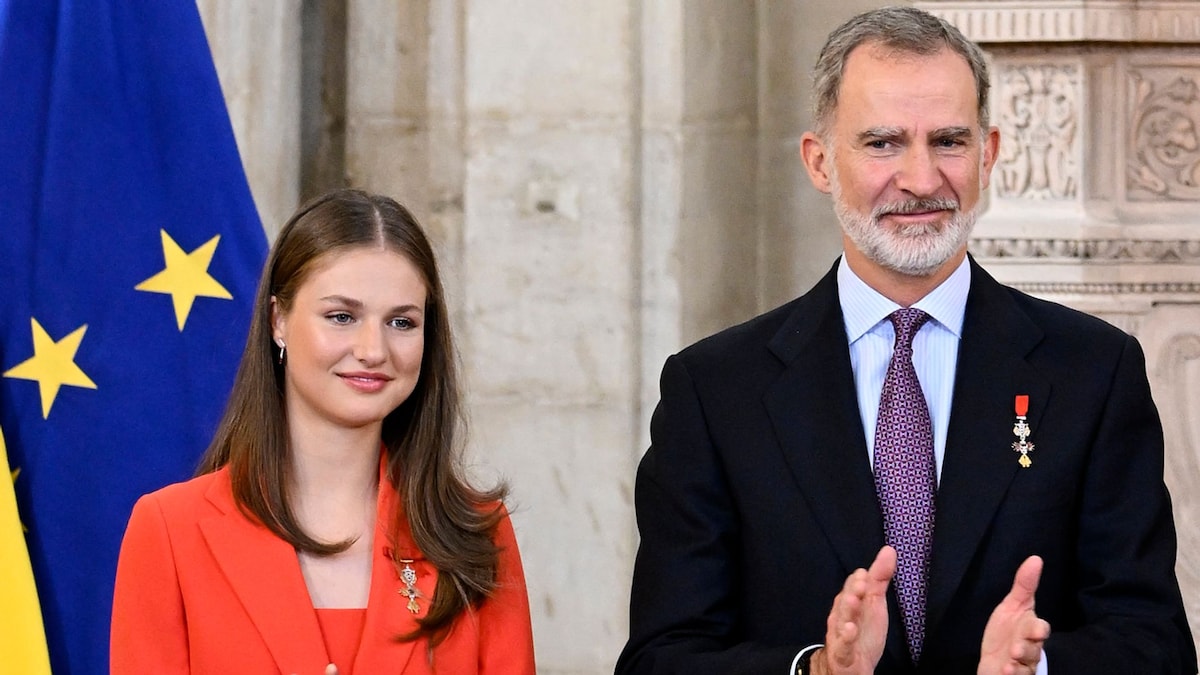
[{"left": 1011, "top": 395, "right": 1035, "bottom": 468}]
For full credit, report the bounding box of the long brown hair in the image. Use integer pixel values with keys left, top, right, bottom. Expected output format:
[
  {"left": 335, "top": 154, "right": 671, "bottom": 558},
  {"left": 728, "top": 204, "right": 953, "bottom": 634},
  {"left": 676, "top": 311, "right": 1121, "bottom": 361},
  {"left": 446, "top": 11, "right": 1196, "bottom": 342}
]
[{"left": 198, "top": 188, "right": 506, "bottom": 644}]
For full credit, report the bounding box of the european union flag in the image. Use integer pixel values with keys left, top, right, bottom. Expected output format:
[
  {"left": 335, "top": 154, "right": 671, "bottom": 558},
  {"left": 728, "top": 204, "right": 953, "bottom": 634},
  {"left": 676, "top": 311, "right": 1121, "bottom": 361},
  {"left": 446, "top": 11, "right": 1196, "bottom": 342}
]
[{"left": 0, "top": 2, "right": 267, "bottom": 672}]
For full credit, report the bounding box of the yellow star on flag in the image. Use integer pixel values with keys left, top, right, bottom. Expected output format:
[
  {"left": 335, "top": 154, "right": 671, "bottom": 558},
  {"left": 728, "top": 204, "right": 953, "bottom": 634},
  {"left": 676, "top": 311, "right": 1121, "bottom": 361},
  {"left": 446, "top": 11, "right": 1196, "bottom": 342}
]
[
  {"left": 3, "top": 319, "right": 97, "bottom": 419},
  {"left": 135, "top": 230, "right": 232, "bottom": 330}
]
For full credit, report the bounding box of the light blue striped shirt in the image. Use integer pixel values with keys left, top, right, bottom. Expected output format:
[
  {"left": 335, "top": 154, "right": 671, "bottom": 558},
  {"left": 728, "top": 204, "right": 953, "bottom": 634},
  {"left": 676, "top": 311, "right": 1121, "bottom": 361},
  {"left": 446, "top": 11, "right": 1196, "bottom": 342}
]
[{"left": 837, "top": 255, "right": 970, "bottom": 481}]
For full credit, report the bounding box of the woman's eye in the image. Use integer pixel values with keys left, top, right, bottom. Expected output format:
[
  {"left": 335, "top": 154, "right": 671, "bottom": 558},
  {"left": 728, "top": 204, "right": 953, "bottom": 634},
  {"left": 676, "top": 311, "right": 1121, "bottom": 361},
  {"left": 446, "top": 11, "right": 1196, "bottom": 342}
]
[
  {"left": 389, "top": 317, "right": 415, "bottom": 330},
  {"left": 328, "top": 312, "right": 354, "bottom": 325}
]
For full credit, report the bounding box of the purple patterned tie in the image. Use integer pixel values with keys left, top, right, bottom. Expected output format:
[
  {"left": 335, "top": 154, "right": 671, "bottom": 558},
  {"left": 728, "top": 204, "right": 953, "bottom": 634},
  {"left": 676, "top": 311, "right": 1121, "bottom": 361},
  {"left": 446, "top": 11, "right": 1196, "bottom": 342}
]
[{"left": 873, "top": 308, "right": 936, "bottom": 664}]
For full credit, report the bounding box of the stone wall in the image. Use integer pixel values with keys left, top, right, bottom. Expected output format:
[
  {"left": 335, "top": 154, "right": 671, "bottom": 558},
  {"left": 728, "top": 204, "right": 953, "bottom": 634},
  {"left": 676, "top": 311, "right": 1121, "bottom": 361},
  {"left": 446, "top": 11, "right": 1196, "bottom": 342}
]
[{"left": 199, "top": 1, "right": 1200, "bottom": 671}]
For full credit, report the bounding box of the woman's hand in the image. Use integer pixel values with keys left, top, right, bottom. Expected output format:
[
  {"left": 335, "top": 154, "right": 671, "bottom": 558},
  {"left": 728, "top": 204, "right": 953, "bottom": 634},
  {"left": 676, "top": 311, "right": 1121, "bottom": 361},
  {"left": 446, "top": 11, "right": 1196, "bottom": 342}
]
[{"left": 289, "top": 665, "right": 338, "bottom": 675}]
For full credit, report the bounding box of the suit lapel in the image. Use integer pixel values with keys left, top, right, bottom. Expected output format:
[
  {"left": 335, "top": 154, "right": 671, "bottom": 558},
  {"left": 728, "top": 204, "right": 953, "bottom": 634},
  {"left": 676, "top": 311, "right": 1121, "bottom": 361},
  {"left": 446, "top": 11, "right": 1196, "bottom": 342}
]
[
  {"left": 924, "top": 261, "right": 1050, "bottom": 639},
  {"left": 198, "top": 472, "right": 328, "bottom": 674},
  {"left": 353, "top": 463, "right": 422, "bottom": 673},
  {"left": 764, "top": 268, "right": 886, "bottom": 572},
  {"left": 765, "top": 267, "right": 913, "bottom": 666}
]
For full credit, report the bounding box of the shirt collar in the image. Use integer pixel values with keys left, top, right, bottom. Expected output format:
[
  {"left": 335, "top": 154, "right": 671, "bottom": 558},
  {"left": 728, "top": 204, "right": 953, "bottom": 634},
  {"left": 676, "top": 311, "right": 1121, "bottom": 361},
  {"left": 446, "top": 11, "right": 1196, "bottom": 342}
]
[{"left": 837, "top": 254, "right": 971, "bottom": 344}]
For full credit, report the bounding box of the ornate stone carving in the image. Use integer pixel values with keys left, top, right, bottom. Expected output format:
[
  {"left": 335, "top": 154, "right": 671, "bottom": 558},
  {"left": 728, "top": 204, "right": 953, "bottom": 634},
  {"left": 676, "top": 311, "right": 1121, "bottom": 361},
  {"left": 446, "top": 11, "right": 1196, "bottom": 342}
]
[
  {"left": 1002, "top": 281, "right": 1200, "bottom": 295},
  {"left": 971, "top": 237, "right": 1200, "bottom": 262},
  {"left": 1127, "top": 68, "right": 1200, "bottom": 201},
  {"left": 917, "top": 2, "right": 1200, "bottom": 44},
  {"left": 994, "top": 64, "right": 1080, "bottom": 200},
  {"left": 1153, "top": 332, "right": 1200, "bottom": 639}
]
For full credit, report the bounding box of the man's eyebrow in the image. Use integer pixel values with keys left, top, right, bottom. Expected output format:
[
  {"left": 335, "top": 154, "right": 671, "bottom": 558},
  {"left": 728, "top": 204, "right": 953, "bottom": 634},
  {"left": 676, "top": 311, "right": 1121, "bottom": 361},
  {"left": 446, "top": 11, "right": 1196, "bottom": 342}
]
[
  {"left": 857, "top": 126, "right": 906, "bottom": 142},
  {"left": 930, "top": 126, "right": 973, "bottom": 140}
]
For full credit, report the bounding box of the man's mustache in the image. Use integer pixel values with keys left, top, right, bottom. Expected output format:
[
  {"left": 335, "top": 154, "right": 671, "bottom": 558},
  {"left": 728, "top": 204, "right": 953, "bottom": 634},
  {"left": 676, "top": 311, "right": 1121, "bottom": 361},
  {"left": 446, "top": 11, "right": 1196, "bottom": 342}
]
[{"left": 872, "top": 198, "right": 959, "bottom": 218}]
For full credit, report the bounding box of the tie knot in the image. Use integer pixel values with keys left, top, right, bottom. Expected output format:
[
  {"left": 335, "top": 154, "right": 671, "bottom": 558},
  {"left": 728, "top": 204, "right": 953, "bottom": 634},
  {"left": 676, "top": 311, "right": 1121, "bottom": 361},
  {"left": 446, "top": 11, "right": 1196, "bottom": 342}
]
[{"left": 888, "top": 308, "right": 930, "bottom": 349}]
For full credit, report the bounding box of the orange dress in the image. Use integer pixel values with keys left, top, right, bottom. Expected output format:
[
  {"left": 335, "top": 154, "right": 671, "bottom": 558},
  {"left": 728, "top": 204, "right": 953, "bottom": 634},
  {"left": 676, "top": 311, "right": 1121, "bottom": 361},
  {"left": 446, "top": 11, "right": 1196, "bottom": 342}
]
[
  {"left": 110, "top": 466, "right": 535, "bottom": 674},
  {"left": 316, "top": 609, "right": 367, "bottom": 675}
]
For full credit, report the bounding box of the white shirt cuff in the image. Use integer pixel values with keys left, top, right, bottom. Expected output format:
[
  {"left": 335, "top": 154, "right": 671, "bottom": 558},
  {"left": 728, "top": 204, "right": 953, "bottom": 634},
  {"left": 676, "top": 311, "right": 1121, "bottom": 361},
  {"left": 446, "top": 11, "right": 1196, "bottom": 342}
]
[
  {"left": 786, "top": 644, "right": 1045, "bottom": 672},
  {"left": 788, "top": 644, "right": 824, "bottom": 674}
]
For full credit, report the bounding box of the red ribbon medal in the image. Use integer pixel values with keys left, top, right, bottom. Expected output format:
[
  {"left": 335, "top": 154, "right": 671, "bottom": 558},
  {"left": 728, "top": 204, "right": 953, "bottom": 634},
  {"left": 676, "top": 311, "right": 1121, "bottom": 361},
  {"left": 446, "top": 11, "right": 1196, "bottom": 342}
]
[
  {"left": 1012, "top": 395, "right": 1034, "bottom": 467},
  {"left": 1014, "top": 395, "right": 1029, "bottom": 417}
]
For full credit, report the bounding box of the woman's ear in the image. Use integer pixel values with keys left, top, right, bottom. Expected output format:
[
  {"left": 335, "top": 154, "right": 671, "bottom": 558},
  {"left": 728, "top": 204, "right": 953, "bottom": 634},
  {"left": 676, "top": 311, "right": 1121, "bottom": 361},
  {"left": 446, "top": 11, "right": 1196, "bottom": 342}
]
[{"left": 270, "top": 295, "right": 285, "bottom": 345}]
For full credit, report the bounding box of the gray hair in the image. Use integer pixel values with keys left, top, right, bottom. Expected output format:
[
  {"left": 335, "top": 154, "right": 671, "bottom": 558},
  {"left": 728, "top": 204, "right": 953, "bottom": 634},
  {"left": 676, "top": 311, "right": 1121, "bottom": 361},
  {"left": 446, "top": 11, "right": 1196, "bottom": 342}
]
[{"left": 812, "top": 6, "right": 990, "bottom": 135}]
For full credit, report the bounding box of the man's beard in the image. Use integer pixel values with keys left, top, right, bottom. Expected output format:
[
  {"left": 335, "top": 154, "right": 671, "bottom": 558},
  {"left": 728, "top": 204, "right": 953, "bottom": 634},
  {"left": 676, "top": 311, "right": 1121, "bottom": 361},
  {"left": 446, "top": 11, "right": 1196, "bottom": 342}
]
[{"left": 831, "top": 181, "right": 978, "bottom": 278}]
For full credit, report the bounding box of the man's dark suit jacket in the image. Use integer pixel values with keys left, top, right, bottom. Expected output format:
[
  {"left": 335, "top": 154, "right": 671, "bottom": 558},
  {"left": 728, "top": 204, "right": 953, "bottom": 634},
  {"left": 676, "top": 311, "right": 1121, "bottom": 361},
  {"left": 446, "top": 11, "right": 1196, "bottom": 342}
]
[{"left": 617, "top": 259, "right": 1196, "bottom": 674}]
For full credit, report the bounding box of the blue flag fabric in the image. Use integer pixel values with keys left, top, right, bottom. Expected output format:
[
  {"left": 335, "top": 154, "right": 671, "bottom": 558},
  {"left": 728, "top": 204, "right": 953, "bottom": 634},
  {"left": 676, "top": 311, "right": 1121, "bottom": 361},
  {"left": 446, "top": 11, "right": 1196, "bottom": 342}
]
[{"left": 0, "top": 2, "right": 267, "bottom": 672}]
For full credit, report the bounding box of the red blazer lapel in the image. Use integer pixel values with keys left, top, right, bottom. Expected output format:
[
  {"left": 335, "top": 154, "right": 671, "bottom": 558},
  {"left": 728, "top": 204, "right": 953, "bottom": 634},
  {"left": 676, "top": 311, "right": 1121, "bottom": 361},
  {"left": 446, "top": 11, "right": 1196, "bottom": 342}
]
[
  {"left": 353, "top": 466, "right": 424, "bottom": 673},
  {"left": 197, "top": 472, "right": 329, "bottom": 674}
]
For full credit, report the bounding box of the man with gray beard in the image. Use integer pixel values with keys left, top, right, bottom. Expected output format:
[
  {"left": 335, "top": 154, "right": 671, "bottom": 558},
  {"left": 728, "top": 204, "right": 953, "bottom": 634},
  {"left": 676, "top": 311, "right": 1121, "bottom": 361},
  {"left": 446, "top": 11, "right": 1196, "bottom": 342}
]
[{"left": 617, "top": 6, "right": 1195, "bottom": 675}]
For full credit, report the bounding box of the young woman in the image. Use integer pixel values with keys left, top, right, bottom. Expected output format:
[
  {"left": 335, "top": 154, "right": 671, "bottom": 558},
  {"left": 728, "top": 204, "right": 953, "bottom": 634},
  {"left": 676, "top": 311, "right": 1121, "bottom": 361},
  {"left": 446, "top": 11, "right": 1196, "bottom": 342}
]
[{"left": 111, "top": 189, "right": 535, "bottom": 674}]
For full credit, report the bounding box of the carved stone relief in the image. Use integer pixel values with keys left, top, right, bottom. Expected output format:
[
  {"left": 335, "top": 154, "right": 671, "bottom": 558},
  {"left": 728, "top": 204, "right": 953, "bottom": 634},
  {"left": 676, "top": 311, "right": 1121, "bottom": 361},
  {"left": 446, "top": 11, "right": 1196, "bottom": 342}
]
[
  {"left": 995, "top": 280, "right": 1200, "bottom": 297},
  {"left": 971, "top": 237, "right": 1200, "bottom": 262},
  {"left": 994, "top": 63, "right": 1080, "bottom": 200},
  {"left": 917, "top": 2, "right": 1200, "bottom": 44},
  {"left": 1128, "top": 67, "right": 1200, "bottom": 201},
  {"left": 1145, "top": 314, "right": 1200, "bottom": 641}
]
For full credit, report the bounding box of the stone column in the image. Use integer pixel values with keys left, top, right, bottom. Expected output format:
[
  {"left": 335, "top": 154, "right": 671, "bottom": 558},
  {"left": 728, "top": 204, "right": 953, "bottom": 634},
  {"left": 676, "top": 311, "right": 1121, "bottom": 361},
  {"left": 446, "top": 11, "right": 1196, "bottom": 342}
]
[
  {"left": 456, "top": 3, "right": 639, "bottom": 671},
  {"left": 918, "top": 0, "right": 1200, "bottom": 643},
  {"left": 755, "top": 0, "right": 891, "bottom": 309},
  {"left": 343, "top": 1, "right": 434, "bottom": 216},
  {"left": 639, "top": 0, "right": 761, "bottom": 448},
  {"left": 196, "top": 0, "right": 302, "bottom": 238}
]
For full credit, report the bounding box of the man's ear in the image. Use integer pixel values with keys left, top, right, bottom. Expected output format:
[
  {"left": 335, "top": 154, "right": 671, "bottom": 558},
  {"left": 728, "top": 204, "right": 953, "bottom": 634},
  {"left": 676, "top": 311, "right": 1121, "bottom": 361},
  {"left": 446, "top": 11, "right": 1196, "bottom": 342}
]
[
  {"left": 979, "top": 125, "right": 1001, "bottom": 190},
  {"left": 800, "top": 131, "right": 833, "bottom": 194}
]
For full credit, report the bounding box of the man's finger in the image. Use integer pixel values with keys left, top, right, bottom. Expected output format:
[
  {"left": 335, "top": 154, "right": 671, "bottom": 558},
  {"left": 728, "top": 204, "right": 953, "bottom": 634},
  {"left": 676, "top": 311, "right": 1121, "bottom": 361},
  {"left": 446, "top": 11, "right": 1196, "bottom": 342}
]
[
  {"left": 1008, "top": 555, "right": 1043, "bottom": 603},
  {"left": 868, "top": 545, "right": 898, "bottom": 584}
]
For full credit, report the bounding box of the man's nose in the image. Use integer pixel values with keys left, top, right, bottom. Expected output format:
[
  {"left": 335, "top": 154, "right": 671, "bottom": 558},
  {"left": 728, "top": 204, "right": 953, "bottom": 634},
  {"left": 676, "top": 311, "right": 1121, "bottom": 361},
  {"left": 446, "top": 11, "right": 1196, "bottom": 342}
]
[{"left": 893, "top": 145, "right": 945, "bottom": 197}]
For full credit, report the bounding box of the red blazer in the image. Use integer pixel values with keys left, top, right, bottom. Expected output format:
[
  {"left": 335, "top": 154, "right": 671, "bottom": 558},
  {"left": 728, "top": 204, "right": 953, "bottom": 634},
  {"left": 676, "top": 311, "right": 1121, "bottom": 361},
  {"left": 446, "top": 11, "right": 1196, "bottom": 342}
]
[{"left": 111, "top": 466, "right": 535, "bottom": 674}]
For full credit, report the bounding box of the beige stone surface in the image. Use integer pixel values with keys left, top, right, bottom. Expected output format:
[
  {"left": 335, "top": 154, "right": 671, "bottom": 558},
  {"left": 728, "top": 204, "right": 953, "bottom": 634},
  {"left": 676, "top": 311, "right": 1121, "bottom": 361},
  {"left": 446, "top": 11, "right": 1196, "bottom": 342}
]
[
  {"left": 459, "top": 3, "right": 639, "bottom": 671},
  {"left": 346, "top": 0, "right": 429, "bottom": 118},
  {"left": 196, "top": 0, "right": 301, "bottom": 237},
  {"left": 1138, "top": 305, "right": 1200, "bottom": 640},
  {"left": 470, "top": 400, "right": 635, "bottom": 673},
  {"left": 344, "top": 0, "right": 432, "bottom": 216},
  {"left": 465, "top": 2, "right": 631, "bottom": 120}
]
